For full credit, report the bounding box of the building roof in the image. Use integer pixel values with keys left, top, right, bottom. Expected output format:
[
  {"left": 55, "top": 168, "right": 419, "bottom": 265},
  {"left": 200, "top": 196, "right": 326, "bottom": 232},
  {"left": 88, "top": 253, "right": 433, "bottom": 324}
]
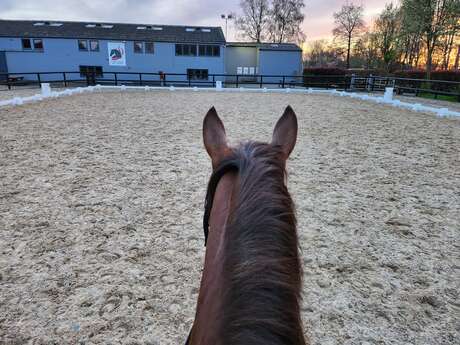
[
  {"left": 0, "top": 19, "right": 226, "bottom": 44},
  {"left": 226, "top": 42, "right": 302, "bottom": 52}
]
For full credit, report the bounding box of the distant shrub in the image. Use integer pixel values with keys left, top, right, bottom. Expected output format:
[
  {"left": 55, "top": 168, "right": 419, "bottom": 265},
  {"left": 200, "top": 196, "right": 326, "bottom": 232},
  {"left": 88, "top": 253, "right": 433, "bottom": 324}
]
[
  {"left": 303, "top": 68, "right": 346, "bottom": 76},
  {"left": 393, "top": 70, "right": 460, "bottom": 82}
]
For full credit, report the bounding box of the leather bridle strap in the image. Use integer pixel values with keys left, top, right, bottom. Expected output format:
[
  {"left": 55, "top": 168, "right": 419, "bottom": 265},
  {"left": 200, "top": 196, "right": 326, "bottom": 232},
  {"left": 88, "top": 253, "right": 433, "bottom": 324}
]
[{"left": 203, "top": 159, "right": 239, "bottom": 246}]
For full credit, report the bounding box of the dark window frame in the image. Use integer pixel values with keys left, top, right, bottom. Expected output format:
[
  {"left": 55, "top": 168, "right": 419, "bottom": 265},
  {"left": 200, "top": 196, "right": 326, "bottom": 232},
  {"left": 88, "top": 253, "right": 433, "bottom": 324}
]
[
  {"left": 175, "top": 44, "right": 197, "bottom": 57},
  {"left": 134, "top": 41, "right": 144, "bottom": 54},
  {"left": 145, "top": 42, "right": 154, "bottom": 54},
  {"left": 33, "top": 39, "right": 44, "bottom": 50},
  {"left": 22, "top": 38, "right": 32, "bottom": 50},
  {"left": 198, "top": 44, "right": 220, "bottom": 57},
  {"left": 78, "top": 40, "right": 88, "bottom": 51},
  {"left": 79, "top": 65, "right": 103, "bottom": 78},
  {"left": 89, "top": 40, "right": 99, "bottom": 52},
  {"left": 187, "top": 68, "right": 208, "bottom": 80}
]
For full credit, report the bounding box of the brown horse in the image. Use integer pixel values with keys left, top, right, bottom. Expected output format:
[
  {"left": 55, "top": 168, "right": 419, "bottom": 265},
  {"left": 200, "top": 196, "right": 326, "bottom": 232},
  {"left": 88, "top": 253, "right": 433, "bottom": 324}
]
[{"left": 186, "top": 106, "right": 306, "bottom": 345}]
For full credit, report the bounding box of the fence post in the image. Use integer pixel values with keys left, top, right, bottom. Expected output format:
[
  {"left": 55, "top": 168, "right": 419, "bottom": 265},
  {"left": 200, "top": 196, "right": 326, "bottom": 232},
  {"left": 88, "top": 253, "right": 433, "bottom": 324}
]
[
  {"left": 260, "top": 75, "right": 263, "bottom": 88},
  {"left": 282, "top": 76, "right": 285, "bottom": 89},
  {"left": 114, "top": 73, "right": 118, "bottom": 86},
  {"left": 7, "top": 74, "right": 11, "bottom": 90},
  {"left": 236, "top": 75, "right": 239, "bottom": 88},
  {"left": 164, "top": 73, "right": 167, "bottom": 87},
  {"left": 37, "top": 73, "right": 41, "bottom": 87},
  {"left": 91, "top": 71, "right": 96, "bottom": 86},
  {"left": 139, "top": 73, "right": 143, "bottom": 86},
  {"left": 371, "top": 74, "right": 375, "bottom": 92},
  {"left": 63, "top": 72, "right": 67, "bottom": 87},
  {"left": 350, "top": 74, "right": 356, "bottom": 91},
  {"left": 212, "top": 75, "right": 215, "bottom": 87}
]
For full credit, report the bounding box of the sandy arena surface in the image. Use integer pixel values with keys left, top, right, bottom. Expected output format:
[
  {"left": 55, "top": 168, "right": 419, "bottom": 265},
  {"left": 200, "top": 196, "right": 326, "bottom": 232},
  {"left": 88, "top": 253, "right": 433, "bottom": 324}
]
[{"left": 1, "top": 91, "right": 459, "bottom": 345}]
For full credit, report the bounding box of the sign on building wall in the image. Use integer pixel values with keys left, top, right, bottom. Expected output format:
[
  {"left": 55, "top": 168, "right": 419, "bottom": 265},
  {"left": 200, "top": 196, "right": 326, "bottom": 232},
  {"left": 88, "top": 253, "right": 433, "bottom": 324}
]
[{"left": 108, "top": 42, "right": 126, "bottom": 66}]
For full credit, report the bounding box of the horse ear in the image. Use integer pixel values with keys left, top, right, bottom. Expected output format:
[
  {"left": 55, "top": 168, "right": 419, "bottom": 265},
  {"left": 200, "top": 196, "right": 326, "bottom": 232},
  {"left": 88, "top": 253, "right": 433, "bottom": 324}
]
[
  {"left": 272, "top": 105, "right": 298, "bottom": 159},
  {"left": 203, "top": 107, "right": 228, "bottom": 167}
]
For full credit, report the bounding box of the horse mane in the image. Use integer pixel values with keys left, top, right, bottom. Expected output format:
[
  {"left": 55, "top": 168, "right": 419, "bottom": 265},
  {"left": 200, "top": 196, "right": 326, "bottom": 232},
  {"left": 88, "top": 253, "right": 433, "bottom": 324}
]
[{"left": 205, "top": 141, "right": 306, "bottom": 345}]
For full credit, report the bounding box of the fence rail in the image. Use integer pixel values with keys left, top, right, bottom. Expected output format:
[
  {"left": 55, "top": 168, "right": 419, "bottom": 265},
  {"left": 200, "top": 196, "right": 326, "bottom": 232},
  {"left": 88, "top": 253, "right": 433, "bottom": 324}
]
[
  {"left": 0, "top": 71, "right": 307, "bottom": 90},
  {"left": 1, "top": 71, "right": 459, "bottom": 101}
]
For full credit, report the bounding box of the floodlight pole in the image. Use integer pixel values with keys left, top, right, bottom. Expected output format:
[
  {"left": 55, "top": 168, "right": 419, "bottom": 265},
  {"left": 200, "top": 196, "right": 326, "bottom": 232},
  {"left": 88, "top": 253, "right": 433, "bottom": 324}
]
[{"left": 221, "top": 14, "right": 233, "bottom": 39}]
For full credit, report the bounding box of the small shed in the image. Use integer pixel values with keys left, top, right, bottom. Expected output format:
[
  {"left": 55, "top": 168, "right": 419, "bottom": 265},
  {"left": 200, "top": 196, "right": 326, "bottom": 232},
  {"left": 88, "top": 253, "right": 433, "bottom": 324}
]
[{"left": 225, "top": 42, "right": 303, "bottom": 84}]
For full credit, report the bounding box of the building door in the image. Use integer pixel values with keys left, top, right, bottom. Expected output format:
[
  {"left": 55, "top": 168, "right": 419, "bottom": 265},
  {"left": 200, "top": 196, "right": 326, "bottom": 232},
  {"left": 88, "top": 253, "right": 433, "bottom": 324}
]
[{"left": 0, "top": 51, "right": 7, "bottom": 80}]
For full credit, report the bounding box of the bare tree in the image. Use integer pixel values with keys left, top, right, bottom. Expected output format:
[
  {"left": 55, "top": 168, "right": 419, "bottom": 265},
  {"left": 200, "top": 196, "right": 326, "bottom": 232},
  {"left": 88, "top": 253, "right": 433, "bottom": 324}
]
[
  {"left": 235, "top": 0, "right": 270, "bottom": 42},
  {"left": 268, "top": 0, "right": 306, "bottom": 43},
  {"left": 401, "top": 0, "right": 460, "bottom": 78},
  {"left": 374, "top": 3, "right": 401, "bottom": 71},
  {"left": 455, "top": 44, "right": 460, "bottom": 69},
  {"left": 305, "top": 39, "right": 344, "bottom": 67},
  {"left": 333, "top": 2, "right": 366, "bottom": 69},
  {"left": 353, "top": 32, "right": 380, "bottom": 70}
]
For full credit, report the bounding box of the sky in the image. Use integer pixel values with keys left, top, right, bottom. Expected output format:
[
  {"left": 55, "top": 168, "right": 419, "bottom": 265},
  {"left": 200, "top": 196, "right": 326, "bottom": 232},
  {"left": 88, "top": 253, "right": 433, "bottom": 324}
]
[{"left": 0, "top": 0, "right": 397, "bottom": 43}]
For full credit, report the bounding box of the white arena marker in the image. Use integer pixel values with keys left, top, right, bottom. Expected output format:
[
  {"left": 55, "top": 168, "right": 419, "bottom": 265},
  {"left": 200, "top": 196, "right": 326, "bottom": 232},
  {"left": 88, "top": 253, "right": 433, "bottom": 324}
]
[
  {"left": 263, "top": 87, "right": 268, "bottom": 93},
  {"left": 169, "top": 85, "right": 175, "bottom": 91},
  {"left": 193, "top": 87, "right": 198, "bottom": 91},
  {"left": 437, "top": 108, "right": 449, "bottom": 117},
  {"left": 215, "top": 81, "right": 222, "bottom": 90},
  {"left": 41, "top": 83, "right": 51, "bottom": 97},
  {"left": 384, "top": 87, "right": 394, "bottom": 102},
  {"left": 13, "top": 97, "right": 23, "bottom": 105},
  {"left": 412, "top": 103, "right": 422, "bottom": 112},
  {"left": 144, "top": 86, "right": 150, "bottom": 91}
]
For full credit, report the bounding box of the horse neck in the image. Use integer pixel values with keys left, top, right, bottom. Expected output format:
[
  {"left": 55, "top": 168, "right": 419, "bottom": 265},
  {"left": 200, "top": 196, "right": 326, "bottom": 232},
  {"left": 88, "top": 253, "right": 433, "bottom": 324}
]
[
  {"left": 190, "top": 171, "right": 238, "bottom": 345},
  {"left": 219, "top": 160, "right": 306, "bottom": 345}
]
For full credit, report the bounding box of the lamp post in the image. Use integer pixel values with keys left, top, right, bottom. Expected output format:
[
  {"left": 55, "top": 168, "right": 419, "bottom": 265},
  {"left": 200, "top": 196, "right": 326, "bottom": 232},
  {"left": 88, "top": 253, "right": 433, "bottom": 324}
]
[{"left": 221, "top": 14, "right": 233, "bottom": 39}]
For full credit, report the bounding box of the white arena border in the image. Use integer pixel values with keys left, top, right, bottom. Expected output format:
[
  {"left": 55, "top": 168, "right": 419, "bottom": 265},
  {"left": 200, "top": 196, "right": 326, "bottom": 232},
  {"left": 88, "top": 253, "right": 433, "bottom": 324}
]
[{"left": 1, "top": 83, "right": 459, "bottom": 118}]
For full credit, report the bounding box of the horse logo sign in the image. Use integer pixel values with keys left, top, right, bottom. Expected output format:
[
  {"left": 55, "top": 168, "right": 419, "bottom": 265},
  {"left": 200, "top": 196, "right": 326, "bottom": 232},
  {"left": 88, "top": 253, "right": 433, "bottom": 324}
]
[{"left": 108, "top": 42, "right": 126, "bottom": 66}]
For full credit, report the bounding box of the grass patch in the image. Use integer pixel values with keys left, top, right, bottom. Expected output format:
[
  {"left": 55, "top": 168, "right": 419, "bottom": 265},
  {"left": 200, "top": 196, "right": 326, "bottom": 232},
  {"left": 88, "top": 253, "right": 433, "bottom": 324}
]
[{"left": 418, "top": 92, "right": 459, "bottom": 102}]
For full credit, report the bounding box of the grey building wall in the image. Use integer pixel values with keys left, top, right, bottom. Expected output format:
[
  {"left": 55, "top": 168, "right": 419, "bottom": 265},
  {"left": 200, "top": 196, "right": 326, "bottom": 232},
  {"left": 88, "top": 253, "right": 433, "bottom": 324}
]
[
  {"left": 0, "top": 37, "right": 225, "bottom": 82},
  {"left": 259, "top": 50, "right": 303, "bottom": 84},
  {"left": 225, "top": 46, "right": 257, "bottom": 75}
]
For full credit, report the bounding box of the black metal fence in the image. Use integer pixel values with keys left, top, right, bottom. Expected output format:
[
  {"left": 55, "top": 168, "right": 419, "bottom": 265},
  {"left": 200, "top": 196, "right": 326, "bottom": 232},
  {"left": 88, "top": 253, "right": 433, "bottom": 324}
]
[
  {"left": 1, "top": 70, "right": 459, "bottom": 101},
  {"left": 0, "top": 71, "right": 306, "bottom": 90},
  {"left": 323, "top": 74, "right": 460, "bottom": 101}
]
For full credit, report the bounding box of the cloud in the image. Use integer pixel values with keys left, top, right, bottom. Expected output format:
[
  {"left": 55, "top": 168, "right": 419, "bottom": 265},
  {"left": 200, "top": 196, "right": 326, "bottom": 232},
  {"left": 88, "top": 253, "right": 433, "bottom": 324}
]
[{"left": 0, "top": 0, "right": 396, "bottom": 42}]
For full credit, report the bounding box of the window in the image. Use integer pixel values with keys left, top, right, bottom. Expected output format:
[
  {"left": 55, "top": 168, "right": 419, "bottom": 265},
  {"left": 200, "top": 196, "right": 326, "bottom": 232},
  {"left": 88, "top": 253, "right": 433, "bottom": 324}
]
[
  {"left": 79, "top": 65, "right": 103, "bottom": 77},
  {"left": 186, "top": 28, "right": 196, "bottom": 32},
  {"left": 90, "top": 40, "right": 99, "bottom": 51},
  {"left": 86, "top": 24, "right": 96, "bottom": 28},
  {"left": 145, "top": 42, "right": 154, "bottom": 54},
  {"left": 137, "top": 26, "right": 146, "bottom": 30},
  {"left": 175, "top": 44, "right": 197, "bottom": 56},
  {"left": 134, "top": 42, "right": 143, "bottom": 53},
  {"left": 153, "top": 27, "right": 163, "bottom": 31},
  {"left": 187, "top": 69, "right": 208, "bottom": 80},
  {"left": 78, "top": 40, "right": 88, "bottom": 51},
  {"left": 22, "top": 38, "right": 32, "bottom": 50},
  {"left": 198, "top": 45, "right": 220, "bottom": 57},
  {"left": 201, "top": 28, "right": 211, "bottom": 32},
  {"left": 33, "top": 39, "right": 43, "bottom": 50}
]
